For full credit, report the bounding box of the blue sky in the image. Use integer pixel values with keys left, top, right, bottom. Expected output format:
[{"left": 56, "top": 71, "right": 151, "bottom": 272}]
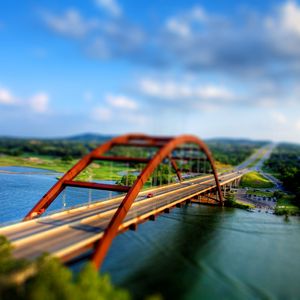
[{"left": 0, "top": 0, "right": 300, "bottom": 142}]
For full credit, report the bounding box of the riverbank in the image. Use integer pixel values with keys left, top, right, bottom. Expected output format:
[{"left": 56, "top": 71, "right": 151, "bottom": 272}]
[
  {"left": 0, "top": 155, "right": 135, "bottom": 181},
  {"left": 274, "top": 195, "right": 300, "bottom": 216},
  {"left": 0, "top": 154, "right": 233, "bottom": 181},
  {"left": 1, "top": 163, "right": 300, "bottom": 299}
]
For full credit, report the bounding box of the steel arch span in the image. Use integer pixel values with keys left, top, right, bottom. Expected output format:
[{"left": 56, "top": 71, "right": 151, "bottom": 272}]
[{"left": 23, "top": 134, "right": 223, "bottom": 269}]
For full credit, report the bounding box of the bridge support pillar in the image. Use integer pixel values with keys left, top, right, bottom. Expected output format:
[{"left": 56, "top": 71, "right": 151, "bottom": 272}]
[
  {"left": 129, "top": 223, "right": 137, "bottom": 231},
  {"left": 149, "top": 215, "right": 156, "bottom": 221}
]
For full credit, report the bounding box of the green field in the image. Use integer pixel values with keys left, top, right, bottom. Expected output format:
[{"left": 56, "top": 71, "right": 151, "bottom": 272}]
[
  {"left": 0, "top": 155, "right": 137, "bottom": 181},
  {"left": 240, "top": 171, "right": 274, "bottom": 188},
  {"left": 0, "top": 154, "right": 233, "bottom": 182}
]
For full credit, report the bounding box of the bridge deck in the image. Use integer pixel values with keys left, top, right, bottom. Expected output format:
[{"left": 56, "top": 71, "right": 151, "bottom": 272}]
[{"left": 0, "top": 171, "right": 243, "bottom": 263}]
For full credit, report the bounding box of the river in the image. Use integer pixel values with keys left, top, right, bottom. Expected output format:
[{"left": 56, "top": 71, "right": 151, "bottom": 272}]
[{"left": 1, "top": 166, "right": 300, "bottom": 299}]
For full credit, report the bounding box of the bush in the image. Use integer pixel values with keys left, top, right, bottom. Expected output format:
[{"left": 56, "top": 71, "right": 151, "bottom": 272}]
[
  {"left": 116, "top": 174, "right": 137, "bottom": 186},
  {"left": 0, "top": 237, "right": 131, "bottom": 300}
]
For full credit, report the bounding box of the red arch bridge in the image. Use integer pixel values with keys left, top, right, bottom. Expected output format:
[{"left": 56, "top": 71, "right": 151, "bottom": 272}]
[{"left": 0, "top": 134, "right": 245, "bottom": 269}]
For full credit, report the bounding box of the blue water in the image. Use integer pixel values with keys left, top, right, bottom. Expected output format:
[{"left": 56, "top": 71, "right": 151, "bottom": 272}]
[
  {"left": 0, "top": 166, "right": 120, "bottom": 224},
  {"left": 0, "top": 166, "right": 56, "bottom": 173},
  {"left": 1, "top": 166, "right": 300, "bottom": 299}
]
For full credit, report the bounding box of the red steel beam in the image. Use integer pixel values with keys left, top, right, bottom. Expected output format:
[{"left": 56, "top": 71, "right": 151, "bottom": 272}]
[
  {"left": 169, "top": 157, "right": 183, "bottom": 182},
  {"left": 24, "top": 133, "right": 223, "bottom": 270},
  {"left": 92, "top": 134, "right": 223, "bottom": 269},
  {"left": 112, "top": 142, "right": 164, "bottom": 148},
  {"left": 63, "top": 180, "right": 131, "bottom": 192},
  {"left": 23, "top": 134, "right": 151, "bottom": 221},
  {"left": 92, "top": 156, "right": 151, "bottom": 163},
  {"left": 170, "top": 156, "right": 207, "bottom": 161}
]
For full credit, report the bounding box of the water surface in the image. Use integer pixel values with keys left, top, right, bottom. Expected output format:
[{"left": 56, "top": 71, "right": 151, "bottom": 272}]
[{"left": 0, "top": 166, "right": 300, "bottom": 299}]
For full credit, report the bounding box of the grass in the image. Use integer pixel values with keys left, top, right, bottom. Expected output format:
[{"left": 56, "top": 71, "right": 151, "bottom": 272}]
[
  {"left": 214, "top": 161, "right": 233, "bottom": 172},
  {"left": 0, "top": 155, "right": 77, "bottom": 172},
  {"left": 0, "top": 155, "right": 137, "bottom": 181},
  {"left": 235, "top": 200, "right": 255, "bottom": 209},
  {"left": 240, "top": 171, "right": 275, "bottom": 189},
  {"left": 225, "top": 192, "right": 255, "bottom": 210},
  {"left": 0, "top": 154, "right": 231, "bottom": 182},
  {"left": 275, "top": 195, "right": 300, "bottom": 215}
]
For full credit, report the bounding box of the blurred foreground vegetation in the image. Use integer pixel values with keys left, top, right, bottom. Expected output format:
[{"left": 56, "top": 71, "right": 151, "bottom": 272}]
[{"left": 0, "top": 236, "right": 161, "bottom": 300}]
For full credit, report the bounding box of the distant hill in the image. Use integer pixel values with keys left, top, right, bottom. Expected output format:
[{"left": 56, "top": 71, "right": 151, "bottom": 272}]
[
  {"left": 66, "top": 134, "right": 269, "bottom": 145},
  {"left": 64, "top": 133, "right": 113, "bottom": 143},
  {"left": 0, "top": 133, "right": 270, "bottom": 145},
  {"left": 206, "top": 137, "right": 270, "bottom": 145}
]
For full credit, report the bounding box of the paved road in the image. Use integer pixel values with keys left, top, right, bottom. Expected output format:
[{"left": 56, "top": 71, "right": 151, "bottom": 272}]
[
  {"left": 236, "top": 143, "right": 282, "bottom": 211},
  {"left": 0, "top": 171, "right": 243, "bottom": 262}
]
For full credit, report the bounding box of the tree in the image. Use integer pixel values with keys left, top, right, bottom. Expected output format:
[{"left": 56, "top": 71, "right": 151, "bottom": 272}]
[
  {"left": 0, "top": 237, "right": 131, "bottom": 300},
  {"left": 117, "top": 174, "right": 137, "bottom": 186}
]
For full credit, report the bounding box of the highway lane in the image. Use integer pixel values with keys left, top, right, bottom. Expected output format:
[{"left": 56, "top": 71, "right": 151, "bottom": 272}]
[
  {"left": 0, "top": 171, "right": 243, "bottom": 262},
  {"left": 0, "top": 173, "right": 215, "bottom": 241}
]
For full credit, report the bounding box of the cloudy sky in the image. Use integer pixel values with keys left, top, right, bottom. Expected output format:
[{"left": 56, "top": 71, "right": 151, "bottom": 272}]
[{"left": 0, "top": 0, "right": 300, "bottom": 142}]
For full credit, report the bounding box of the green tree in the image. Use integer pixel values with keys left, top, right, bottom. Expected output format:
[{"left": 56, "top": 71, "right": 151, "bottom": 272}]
[
  {"left": 117, "top": 174, "right": 137, "bottom": 186},
  {"left": 0, "top": 236, "right": 132, "bottom": 300}
]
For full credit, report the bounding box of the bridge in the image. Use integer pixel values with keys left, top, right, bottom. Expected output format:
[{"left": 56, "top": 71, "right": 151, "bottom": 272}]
[{"left": 0, "top": 134, "right": 246, "bottom": 269}]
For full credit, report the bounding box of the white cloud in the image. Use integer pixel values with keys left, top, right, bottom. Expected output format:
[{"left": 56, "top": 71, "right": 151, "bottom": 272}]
[
  {"left": 165, "top": 6, "right": 207, "bottom": 37},
  {"left": 189, "top": 7, "right": 207, "bottom": 21},
  {"left": 29, "top": 93, "right": 49, "bottom": 113},
  {"left": 270, "top": 111, "right": 287, "bottom": 125},
  {"left": 91, "top": 107, "right": 112, "bottom": 121},
  {"left": 257, "top": 97, "right": 277, "bottom": 108},
  {"left": 166, "top": 19, "right": 191, "bottom": 37},
  {"left": 275, "top": 1, "right": 300, "bottom": 36},
  {"left": 43, "top": 9, "right": 98, "bottom": 38},
  {"left": 0, "top": 87, "right": 15, "bottom": 105},
  {"left": 95, "top": 0, "right": 122, "bottom": 17},
  {"left": 296, "top": 119, "right": 300, "bottom": 130},
  {"left": 139, "top": 78, "right": 234, "bottom": 102},
  {"left": 105, "top": 94, "right": 138, "bottom": 110},
  {"left": 87, "top": 37, "right": 111, "bottom": 59},
  {"left": 265, "top": 1, "right": 300, "bottom": 57}
]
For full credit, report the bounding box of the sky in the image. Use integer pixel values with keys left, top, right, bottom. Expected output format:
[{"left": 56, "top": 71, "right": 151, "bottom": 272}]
[{"left": 0, "top": 0, "right": 300, "bottom": 143}]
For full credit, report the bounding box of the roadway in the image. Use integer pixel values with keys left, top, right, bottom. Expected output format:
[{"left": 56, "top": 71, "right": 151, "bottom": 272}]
[{"left": 0, "top": 170, "right": 243, "bottom": 263}]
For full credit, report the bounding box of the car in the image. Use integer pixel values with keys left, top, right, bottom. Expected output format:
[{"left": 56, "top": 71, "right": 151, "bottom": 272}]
[{"left": 147, "top": 193, "right": 154, "bottom": 198}]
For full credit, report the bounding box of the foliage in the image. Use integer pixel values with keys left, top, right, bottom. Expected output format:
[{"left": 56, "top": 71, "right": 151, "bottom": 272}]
[
  {"left": 151, "top": 165, "right": 174, "bottom": 186},
  {"left": 0, "top": 138, "right": 91, "bottom": 158},
  {"left": 264, "top": 143, "right": 300, "bottom": 205},
  {"left": 207, "top": 139, "right": 266, "bottom": 166},
  {"left": 224, "top": 193, "right": 254, "bottom": 209},
  {"left": 0, "top": 237, "right": 131, "bottom": 300},
  {"left": 274, "top": 195, "right": 300, "bottom": 216},
  {"left": 0, "top": 236, "right": 29, "bottom": 276},
  {"left": 116, "top": 174, "right": 137, "bottom": 186},
  {"left": 0, "top": 137, "right": 267, "bottom": 185},
  {"left": 240, "top": 171, "right": 274, "bottom": 189},
  {"left": 0, "top": 137, "right": 265, "bottom": 165}
]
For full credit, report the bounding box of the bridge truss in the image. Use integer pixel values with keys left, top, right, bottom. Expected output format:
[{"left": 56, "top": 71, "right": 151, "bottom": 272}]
[{"left": 24, "top": 134, "right": 223, "bottom": 269}]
